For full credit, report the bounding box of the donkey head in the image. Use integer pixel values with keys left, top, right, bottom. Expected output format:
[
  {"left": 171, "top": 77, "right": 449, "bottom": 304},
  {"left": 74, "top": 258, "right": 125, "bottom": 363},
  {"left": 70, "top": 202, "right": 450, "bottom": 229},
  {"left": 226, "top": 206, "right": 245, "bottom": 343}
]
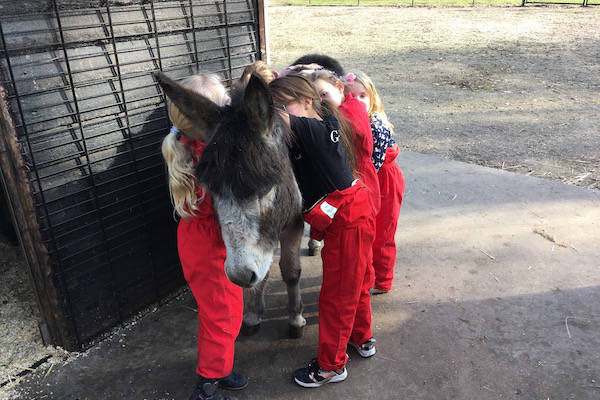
[{"left": 155, "top": 71, "right": 301, "bottom": 288}]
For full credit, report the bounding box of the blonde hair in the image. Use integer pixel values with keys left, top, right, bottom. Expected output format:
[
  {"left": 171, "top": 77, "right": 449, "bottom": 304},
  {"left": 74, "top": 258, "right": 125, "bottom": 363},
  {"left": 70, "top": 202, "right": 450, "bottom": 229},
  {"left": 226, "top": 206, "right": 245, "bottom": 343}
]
[
  {"left": 350, "top": 70, "right": 394, "bottom": 131},
  {"left": 239, "top": 61, "right": 277, "bottom": 85},
  {"left": 161, "top": 74, "right": 229, "bottom": 219}
]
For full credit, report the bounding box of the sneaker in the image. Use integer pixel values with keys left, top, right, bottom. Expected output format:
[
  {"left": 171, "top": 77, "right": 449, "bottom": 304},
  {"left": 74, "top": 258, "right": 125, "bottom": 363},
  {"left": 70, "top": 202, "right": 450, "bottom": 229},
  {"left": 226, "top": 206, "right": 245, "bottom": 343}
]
[
  {"left": 349, "top": 337, "right": 377, "bottom": 358},
  {"left": 308, "top": 239, "right": 323, "bottom": 256},
  {"left": 219, "top": 371, "right": 248, "bottom": 391},
  {"left": 293, "top": 358, "right": 347, "bottom": 388},
  {"left": 189, "top": 376, "right": 233, "bottom": 400},
  {"left": 370, "top": 287, "right": 389, "bottom": 295}
]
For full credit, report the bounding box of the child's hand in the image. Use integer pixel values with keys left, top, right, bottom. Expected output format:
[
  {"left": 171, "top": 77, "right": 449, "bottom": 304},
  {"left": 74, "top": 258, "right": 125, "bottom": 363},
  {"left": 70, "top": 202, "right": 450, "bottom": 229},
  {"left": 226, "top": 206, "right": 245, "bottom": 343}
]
[{"left": 280, "top": 63, "right": 323, "bottom": 76}]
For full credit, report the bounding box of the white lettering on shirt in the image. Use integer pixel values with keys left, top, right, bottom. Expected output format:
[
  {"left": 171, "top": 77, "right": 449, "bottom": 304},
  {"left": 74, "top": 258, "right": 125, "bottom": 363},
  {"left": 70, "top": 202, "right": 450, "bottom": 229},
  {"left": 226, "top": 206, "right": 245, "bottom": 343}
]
[{"left": 330, "top": 130, "right": 340, "bottom": 143}]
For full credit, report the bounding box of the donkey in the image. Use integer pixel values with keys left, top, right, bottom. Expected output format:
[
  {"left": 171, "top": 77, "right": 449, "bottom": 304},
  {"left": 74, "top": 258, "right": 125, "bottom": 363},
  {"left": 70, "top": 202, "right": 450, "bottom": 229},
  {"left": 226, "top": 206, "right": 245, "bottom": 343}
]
[{"left": 154, "top": 71, "right": 306, "bottom": 337}]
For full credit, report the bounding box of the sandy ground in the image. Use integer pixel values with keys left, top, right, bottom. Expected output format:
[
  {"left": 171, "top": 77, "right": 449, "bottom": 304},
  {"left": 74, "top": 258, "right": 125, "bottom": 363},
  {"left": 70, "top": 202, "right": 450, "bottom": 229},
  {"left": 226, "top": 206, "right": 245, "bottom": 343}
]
[
  {"left": 0, "top": 234, "right": 69, "bottom": 396},
  {"left": 267, "top": 6, "right": 600, "bottom": 189}
]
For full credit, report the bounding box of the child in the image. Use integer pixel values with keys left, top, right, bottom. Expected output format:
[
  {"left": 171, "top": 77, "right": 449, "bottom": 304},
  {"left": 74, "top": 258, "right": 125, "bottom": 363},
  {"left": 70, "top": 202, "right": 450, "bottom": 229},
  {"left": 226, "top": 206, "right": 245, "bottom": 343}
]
[
  {"left": 290, "top": 53, "right": 345, "bottom": 77},
  {"left": 308, "top": 69, "right": 381, "bottom": 214},
  {"left": 269, "top": 74, "right": 377, "bottom": 388},
  {"left": 281, "top": 53, "right": 344, "bottom": 80},
  {"left": 344, "top": 71, "right": 406, "bottom": 294},
  {"left": 306, "top": 69, "right": 381, "bottom": 259},
  {"left": 161, "top": 74, "right": 246, "bottom": 400}
]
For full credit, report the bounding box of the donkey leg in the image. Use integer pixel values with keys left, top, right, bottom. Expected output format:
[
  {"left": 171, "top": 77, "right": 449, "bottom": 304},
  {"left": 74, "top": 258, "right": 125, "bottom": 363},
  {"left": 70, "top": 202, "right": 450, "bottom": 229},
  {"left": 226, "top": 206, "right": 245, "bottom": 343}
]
[
  {"left": 279, "top": 216, "right": 306, "bottom": 338},
  {"left": 241, "top": 272, "right": 269, "bottom": 336}
]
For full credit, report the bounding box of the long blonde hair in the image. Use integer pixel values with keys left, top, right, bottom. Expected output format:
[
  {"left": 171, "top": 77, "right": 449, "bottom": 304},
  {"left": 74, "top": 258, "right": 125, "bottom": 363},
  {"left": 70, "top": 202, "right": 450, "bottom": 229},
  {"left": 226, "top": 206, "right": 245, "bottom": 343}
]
[
  {"left": 350, "top": 70, "right": 394, "bottom": 131},
  {"left": 161, "top": 74, "right": 229, "bottom": 219}
]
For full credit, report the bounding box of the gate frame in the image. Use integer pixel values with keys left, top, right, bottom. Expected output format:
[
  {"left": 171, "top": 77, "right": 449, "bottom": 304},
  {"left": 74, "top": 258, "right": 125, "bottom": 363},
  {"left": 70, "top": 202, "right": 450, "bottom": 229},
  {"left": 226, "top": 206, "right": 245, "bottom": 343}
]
[{"left": 0, "top": 0, "right": 268, "bottom": 351}]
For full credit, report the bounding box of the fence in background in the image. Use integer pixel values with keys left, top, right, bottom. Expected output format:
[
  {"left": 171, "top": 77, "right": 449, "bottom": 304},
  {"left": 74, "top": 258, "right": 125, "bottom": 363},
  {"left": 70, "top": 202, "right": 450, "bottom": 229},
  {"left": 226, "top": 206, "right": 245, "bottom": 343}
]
[
  {"left": 268, "top": 0, "right": 596, "bottom": 7},
  {"left": 0, "top": 0, "right": 265, "bottom": 350}
]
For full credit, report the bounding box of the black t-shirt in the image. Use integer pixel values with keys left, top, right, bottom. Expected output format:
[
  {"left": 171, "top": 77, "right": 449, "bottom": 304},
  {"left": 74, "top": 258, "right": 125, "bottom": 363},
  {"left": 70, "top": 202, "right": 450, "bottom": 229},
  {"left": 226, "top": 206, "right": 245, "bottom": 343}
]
[{"left": 289, "top": 114, "right": 354, "bottom": 211}]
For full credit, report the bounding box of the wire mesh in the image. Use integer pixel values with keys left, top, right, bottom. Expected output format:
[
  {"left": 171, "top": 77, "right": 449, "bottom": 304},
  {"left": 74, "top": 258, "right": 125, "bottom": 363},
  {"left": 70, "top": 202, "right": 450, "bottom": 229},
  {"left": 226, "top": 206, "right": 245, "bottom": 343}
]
[{"left": 0, "top": 0, "right": 261, "bottom": 347}]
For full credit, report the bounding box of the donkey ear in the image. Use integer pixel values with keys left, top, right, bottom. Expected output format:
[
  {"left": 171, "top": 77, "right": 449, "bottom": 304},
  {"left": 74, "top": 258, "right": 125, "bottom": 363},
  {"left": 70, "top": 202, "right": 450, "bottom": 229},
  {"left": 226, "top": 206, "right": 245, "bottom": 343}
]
[
  {"left": 243, "top": 73, "right": 273, "bottom": 135},
  {"left": 153, "top": 71, "right": 221, "bottom": 140}
]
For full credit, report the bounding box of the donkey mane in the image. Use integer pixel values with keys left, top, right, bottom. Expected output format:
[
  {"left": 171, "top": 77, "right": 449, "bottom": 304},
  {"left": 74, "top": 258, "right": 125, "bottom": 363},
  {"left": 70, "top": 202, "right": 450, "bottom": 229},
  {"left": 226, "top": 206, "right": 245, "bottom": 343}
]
[{"left": 196, "top": 81, "right": 292, "bottom": 201}]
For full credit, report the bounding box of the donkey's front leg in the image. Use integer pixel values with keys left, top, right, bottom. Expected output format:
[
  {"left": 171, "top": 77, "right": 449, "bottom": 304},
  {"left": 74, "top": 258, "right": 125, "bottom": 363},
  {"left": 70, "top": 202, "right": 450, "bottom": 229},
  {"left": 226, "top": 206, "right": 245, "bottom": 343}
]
[
  {"left": 279, "top": 216, "right": 306, "bottom": 338},
  {"left": 241, "top": 272, "right": 269, "bottom": 336}
]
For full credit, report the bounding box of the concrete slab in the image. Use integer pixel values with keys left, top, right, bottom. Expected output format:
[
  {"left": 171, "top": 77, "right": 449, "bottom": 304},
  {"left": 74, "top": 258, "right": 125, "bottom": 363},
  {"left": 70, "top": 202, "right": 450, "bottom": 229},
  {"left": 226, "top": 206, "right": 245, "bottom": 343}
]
[{"left": 11, "top": 151, "right": 600, "bottom": 400}]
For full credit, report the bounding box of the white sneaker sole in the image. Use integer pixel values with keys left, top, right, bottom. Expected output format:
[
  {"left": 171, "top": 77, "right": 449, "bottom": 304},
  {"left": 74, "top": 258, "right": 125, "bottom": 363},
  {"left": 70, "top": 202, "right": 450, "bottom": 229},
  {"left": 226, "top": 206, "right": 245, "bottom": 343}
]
[
  {"left": 294, "top": 368, "right": 348, "bottom": 388},
  {"left": 350, "top": 343, "right": 377, "bottom": 358}
]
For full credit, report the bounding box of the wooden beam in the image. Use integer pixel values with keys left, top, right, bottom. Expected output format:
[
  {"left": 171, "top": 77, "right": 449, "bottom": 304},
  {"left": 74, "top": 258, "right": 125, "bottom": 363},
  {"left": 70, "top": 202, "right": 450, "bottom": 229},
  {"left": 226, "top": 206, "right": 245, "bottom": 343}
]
[
  {"left": 256, "top": 0, "right": 268, "bottom": 62},
  {"left": 0, "top": 79, "right": 78, "bottom": 351}
]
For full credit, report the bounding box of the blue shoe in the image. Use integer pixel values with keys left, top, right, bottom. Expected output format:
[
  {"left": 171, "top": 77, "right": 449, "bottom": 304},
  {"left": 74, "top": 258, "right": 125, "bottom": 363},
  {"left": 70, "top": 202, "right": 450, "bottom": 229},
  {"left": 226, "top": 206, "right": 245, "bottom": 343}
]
[
  {"left": 189, "top": 376, "right": 232, "bottom": 400},
  {"left": 219, "top": 371, "right": 248, "bottom": 391}
]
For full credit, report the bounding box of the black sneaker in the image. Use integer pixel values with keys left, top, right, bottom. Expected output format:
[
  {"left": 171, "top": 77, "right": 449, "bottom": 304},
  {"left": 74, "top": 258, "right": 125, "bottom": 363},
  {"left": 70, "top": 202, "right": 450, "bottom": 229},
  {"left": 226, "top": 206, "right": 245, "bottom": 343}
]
[
  {"left": 189, "top": 376, "right": 233, "bottom": 400},
  {"left": 293, "top": 358, "right": 347, "bottom": 388},
  {"left": 349, "top": 337, "right": 377, "bottom": 358},
  {"left": 219, "top": 371, "right": 248, "bottom": 391}
]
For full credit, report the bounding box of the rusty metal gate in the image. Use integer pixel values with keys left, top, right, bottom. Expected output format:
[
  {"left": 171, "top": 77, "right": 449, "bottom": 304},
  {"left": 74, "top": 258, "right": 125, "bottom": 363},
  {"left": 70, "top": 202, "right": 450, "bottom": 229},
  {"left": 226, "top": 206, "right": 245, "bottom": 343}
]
[{"left": 0, "top": 0, "right": 266, "bottom": 351}]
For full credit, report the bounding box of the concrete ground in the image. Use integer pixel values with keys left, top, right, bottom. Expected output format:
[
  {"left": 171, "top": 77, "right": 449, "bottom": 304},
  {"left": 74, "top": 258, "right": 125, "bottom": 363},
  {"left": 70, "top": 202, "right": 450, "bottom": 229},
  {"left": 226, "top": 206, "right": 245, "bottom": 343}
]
[{"left": 10, "top": 152, "right": 600, "bottom": 400}]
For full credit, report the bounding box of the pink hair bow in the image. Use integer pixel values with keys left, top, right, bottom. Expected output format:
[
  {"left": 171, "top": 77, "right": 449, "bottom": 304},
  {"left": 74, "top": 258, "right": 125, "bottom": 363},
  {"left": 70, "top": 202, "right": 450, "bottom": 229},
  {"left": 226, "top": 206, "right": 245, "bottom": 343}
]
[{"left": 344, "top": 72, "right": 356, "bottom": 85}]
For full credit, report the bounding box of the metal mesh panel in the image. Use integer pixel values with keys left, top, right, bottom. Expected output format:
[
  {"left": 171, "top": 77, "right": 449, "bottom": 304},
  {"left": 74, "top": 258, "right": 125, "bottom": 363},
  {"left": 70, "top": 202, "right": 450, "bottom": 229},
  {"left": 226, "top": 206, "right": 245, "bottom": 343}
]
[{"left": 0, "top": 0, "right": 261, "bottom": 347}]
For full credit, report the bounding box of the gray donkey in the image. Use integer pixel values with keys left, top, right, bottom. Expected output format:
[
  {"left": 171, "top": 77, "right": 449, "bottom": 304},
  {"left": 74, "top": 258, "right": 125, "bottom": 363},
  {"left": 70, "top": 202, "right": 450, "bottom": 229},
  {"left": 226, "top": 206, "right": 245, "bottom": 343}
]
[{"left": 154, "top": 71, "right": 306, "bottom": 337}]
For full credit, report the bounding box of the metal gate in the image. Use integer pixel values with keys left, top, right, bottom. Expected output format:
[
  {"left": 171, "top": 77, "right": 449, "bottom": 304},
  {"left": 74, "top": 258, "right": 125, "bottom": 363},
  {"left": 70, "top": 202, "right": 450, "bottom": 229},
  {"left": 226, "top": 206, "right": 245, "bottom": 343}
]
[{"left": 0, "top": 0, "right": 266, "bottom": 351}]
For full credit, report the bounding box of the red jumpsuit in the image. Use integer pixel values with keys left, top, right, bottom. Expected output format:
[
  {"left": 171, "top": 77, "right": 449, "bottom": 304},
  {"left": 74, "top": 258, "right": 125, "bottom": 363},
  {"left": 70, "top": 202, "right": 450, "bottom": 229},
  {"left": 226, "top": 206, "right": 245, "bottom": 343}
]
[
  {"left": 372, "top": 144, "right": 405, "bottom": 291},
  {"left": 339, "top": 94, "right": 381, "bottom": 215},
  {"left": 291, "top": 112, "right": 376, "bottom": 372},
  {"left": 176, "top": 139, "right": 244, "bottom": 379},
  {"left": 310, "top": 184, "right": 376, "bottom": 371}
]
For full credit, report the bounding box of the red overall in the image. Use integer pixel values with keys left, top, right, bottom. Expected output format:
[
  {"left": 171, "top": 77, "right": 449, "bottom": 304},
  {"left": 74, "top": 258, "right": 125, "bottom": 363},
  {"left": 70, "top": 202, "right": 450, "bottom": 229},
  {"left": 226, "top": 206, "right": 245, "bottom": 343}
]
[
  {"left": 304, "top": 183, "right": 376, "bottom": 371},
  {"left": 372, "top": 144, "right": 405, "bottom": 291},
  {"left": 176, "top": 139, "right": 244, "bottom": 379},
  {"left": 339, "top": 94, "right": 381, "bottom": 214}
]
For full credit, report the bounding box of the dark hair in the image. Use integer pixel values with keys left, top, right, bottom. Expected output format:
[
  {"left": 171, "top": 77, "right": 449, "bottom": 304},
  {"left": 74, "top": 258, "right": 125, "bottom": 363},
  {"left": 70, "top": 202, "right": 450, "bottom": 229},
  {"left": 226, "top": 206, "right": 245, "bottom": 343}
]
[
  {"left": 290, "top": 54, "right": 345, "bottom": 77},
  {"left": 269, "top": 74, "right": 356, "bottom": 176}
]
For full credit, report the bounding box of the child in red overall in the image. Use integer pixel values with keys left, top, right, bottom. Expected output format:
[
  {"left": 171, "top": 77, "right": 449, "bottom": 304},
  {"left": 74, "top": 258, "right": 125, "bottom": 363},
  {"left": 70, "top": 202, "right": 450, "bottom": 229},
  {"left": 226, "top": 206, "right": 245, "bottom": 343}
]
[
  {"left": 306, "top": 69, "right": 381, "bottom": 259},
  {"left": 270, "top": 74, "right": 377, "bottom": 388},
  {"left": 161, "top": 74, "right": 246, "bottom": 400},
  {"left": 345, "top": 71, "right": 406, "bottom": 294}
]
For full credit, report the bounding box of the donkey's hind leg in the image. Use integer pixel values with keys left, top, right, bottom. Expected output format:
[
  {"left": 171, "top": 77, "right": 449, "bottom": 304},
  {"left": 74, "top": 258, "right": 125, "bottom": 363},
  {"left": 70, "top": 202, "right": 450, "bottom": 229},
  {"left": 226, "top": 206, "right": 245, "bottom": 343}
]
[
  {"left": 241, "top": 272, "right": 269, "bottom": 336},
  {"left": 279, "top": 216, "right": 306, "bottom": 338}
]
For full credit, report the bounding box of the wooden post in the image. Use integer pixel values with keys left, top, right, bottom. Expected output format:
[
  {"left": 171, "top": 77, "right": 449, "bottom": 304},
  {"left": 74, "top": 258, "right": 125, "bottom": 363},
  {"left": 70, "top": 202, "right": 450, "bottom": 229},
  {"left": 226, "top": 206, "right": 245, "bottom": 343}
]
[
  {"left": 256, "top": 0, "right": 268, "bottom": 61},
  {"left": 0, "top": 80, "right": 78, "bottom": 350}
]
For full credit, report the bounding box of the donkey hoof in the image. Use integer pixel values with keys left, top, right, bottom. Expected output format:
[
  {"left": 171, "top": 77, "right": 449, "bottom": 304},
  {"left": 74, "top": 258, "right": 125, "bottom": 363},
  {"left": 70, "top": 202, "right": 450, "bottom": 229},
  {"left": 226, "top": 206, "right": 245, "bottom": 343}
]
[
  {"left": 241, "top": 323, "right": 261, "bottom": 336},
  {"left": 289, "top": 324, "right": 305, "bottom": 339}
]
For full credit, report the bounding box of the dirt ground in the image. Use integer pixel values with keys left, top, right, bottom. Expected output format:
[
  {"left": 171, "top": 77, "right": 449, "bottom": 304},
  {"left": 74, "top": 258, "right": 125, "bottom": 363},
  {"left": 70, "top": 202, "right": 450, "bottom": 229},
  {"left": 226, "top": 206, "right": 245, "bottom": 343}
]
[
  {"left": 268, "top": 6, "right": 600, "bottom": 189},
  {"left": 0, "top": 234, "right": 69, "bottom": 394}
]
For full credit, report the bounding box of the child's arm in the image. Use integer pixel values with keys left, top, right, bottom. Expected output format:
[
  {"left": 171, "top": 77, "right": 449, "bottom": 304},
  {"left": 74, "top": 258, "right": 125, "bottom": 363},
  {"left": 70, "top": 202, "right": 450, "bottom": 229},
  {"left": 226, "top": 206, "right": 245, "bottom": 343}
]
[{"left": 370, "top": 113, "right": 394, "bottom": 171}]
